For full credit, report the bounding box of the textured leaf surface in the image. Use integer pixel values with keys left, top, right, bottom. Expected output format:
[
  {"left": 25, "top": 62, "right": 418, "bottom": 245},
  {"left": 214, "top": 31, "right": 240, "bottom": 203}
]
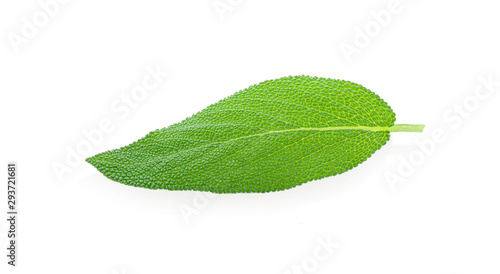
[{"left": 87, "top": 75, "right": 397, "bottom": 193}]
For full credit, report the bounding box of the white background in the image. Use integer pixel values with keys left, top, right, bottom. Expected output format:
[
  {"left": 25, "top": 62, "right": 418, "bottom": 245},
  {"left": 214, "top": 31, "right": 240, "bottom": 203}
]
[{"left": 1, "top": 1, "right": 500, "bottom": 273}]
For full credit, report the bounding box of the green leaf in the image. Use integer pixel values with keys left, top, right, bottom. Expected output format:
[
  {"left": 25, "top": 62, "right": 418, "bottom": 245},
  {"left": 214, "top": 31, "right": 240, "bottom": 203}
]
[{"left": 86, "top": 75, "right": 424, "bottom": 193}]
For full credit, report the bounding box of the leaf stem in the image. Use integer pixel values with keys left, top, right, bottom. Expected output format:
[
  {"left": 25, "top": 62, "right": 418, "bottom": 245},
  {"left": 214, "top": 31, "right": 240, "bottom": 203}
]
[{"left": 388, "top": 124, "right": 425, "bottom": 132}]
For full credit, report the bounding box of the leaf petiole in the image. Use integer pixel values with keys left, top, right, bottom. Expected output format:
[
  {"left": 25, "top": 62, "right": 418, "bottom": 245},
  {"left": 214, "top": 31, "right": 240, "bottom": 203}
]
[{"left": 388, "top": 124, "right": 425, "bottom": 132}]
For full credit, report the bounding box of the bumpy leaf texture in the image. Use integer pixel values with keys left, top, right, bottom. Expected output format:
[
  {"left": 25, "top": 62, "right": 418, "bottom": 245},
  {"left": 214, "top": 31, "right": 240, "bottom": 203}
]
[{"left": 87, "top": 75, "right": 398, "bottom": 193}]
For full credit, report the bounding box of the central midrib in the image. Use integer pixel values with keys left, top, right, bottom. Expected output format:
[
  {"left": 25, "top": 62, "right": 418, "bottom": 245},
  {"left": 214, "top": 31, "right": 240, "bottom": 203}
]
[
  {"left": 221, "top": 125, "right": 389, "bottom": 143},
  {"left": 92, "top": 125, "right": 391, "bottom": 168}
]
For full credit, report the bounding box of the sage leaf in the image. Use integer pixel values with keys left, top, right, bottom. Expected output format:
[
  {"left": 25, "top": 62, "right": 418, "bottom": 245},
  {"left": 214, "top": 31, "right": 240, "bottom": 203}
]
[{"left": 86, "top": 75, "right": 424, "bottom": 193}]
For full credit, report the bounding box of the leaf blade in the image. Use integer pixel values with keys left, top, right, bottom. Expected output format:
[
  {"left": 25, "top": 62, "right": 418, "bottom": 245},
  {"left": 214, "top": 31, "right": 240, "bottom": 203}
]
[{"left": 87, "top": 75, "right": 398, "bottom": 193}]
